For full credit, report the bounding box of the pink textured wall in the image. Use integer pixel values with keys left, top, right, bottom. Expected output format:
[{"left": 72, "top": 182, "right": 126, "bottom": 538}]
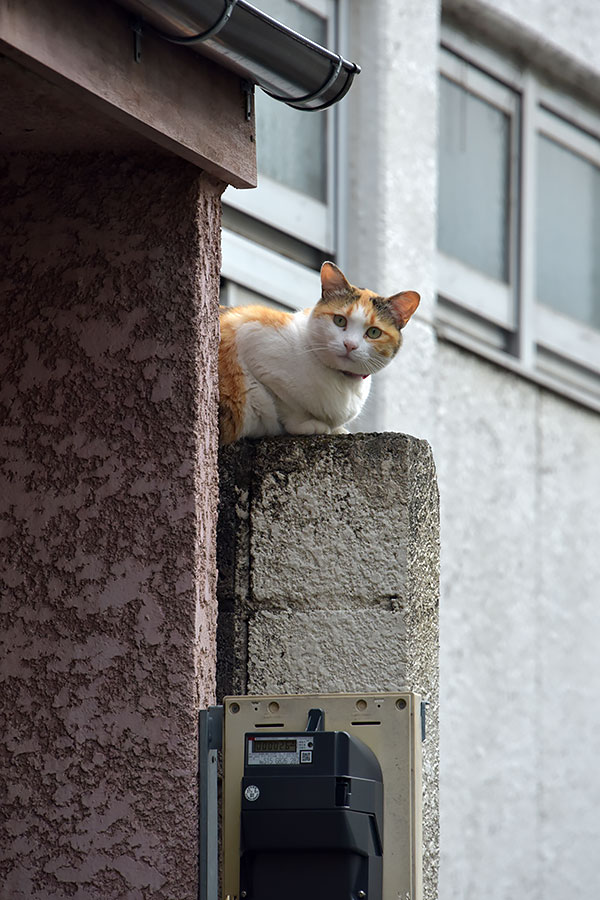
[{"left": 0, "top": 153, "right": 222, "bottom": 898}]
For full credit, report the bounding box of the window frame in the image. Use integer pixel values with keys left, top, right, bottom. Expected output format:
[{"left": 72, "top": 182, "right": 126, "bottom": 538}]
[
  {"left": 222, "top": 0, "right": 337, "bottom": 255},
  {"left": 534, "top": 106, "right": 600, "bottom": 370},
  {"left": 221, "top": 0, "right": 346, "bottom": 320},
  {"left": 438, "top": 49, "right": 521, "bottom": 330},
  {"left": 437, "top": 24, "right": 600, "bottom": 410},
  {"left": 221, "top": 229, "right": 321, "bottom": 311}
]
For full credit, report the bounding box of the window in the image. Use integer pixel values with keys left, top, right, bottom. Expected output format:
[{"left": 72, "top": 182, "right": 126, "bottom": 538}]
[
  {"left": 535, "top": 108, "right": 600, "bottom": 373},
  {"left": 437, "top": 26, "right": 600, "bottom": 408},
  {"left": 437, "top": 56, "right": 519, "bottom": 329},
  {"left": 221, "top": 0, "right": 338, "bottom": 313},
  {"left": 536, "top": 131, "right": 600, "bottom": 327},
  {"left": 439, "top": 75, "right": 512, "bottom": 285},
  {"left": 255, "top": 1, "right": 328, "bottom": 205}
]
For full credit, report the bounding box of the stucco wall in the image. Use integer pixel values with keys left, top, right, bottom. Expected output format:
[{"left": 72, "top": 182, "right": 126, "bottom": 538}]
[
  {"left": 445, "top": 0, "right": 600, "bottom": 83},
  {"left": 343, "top": 1, "right": 600, "bottom": 898},
  {"left": 0, "top": 153, "right": 222, "bottom": 898},
  {"left": 345, "top": 0, "right": 440, "bottom": 443},
  {"left": 437, "top": 346, "right": 600, "bottom": 899}
]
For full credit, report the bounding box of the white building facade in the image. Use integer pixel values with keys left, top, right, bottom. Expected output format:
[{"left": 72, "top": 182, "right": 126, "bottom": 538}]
[{"left": 221, "top": 2, "right": 600, "bottom": 897}]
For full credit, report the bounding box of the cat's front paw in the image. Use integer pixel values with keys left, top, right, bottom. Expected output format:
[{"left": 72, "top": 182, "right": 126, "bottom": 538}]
[
  {"left": 285, "top": 418, "right": 332, "bottom": 435},
  {"left": 331, "top": 426, "right": 350, "bottom": 434}
]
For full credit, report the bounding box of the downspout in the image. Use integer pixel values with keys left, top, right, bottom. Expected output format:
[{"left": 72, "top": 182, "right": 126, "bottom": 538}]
[{"left": 115, "top": 0, "right": 361, "bottom": 110}]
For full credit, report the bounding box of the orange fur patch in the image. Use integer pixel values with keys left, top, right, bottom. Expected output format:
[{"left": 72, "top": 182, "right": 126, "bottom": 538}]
[
  {"left": 218, "top": 305, "right": 293, "bottom": 445},
  {"left": 221, "top": 305, "right": 292, "bottom": 329},
  {"left": 218, "top": 321, "right": 246, "bottom": 446}
]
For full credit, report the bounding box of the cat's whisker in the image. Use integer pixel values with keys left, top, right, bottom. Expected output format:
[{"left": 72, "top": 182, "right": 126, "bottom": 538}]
[
  {"left": 355, "top": 359, "right": 377, "bottom": 375},
  {"left": 368, "top": 356, "right": 388, "bottom": 371},
  {"left": 286, "top": 346, "right": 333, "bottom": 356}
]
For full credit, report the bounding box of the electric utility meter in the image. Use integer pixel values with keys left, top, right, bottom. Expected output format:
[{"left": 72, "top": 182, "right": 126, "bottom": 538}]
[{"left": 240, "top": 724, "right": 383, "bottom": 900}]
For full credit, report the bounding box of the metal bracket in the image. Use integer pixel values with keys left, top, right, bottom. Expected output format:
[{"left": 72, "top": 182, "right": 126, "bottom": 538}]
[
  {"left": 305, "top": 707, "right": 325, "bottom": 732},
  {"left": 199, "top": 706, "right": 224, "bottom": 900},
  {"left": 132, "top": 18, "right": 143, "bottom": 63},
  {"left": 132, "top": 1, "right": 237, "bottom": 63},
  {"left": 158, "top": 0, "right": 237, "bottom": 45},
  {"left": 241, "top": 80, "right": 255, "bottom": 122},
  {"left": 262, "top": 54, "right": 343, "bottom": 111},
  {"left": 420, "top": 700, "right": 429, "bottom": 742}
]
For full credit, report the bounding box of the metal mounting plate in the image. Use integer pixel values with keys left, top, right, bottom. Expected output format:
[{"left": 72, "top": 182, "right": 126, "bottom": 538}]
[{"left": 222, "top": 691, "right": 423, "bottom": 900}]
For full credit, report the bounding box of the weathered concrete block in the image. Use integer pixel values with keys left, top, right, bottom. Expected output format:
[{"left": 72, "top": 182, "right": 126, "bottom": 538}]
[
  {"left": 248, "top": 609, "right": 409, "bottom": 694},
  {"left": 217, "top": 432, "right": 440, "bottom": 899}
]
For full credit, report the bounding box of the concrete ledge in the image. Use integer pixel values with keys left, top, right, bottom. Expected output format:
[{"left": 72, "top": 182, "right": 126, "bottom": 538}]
[{"left": 217, "top": 433, "right": 440, "bottom": 899}]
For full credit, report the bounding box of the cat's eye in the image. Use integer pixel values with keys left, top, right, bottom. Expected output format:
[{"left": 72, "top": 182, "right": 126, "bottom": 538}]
[
  {"left": 366, "top": 326, "right": 382, "bottom": 339},
  {"left": 333, "top": 315, "right": 347, "bottom": 328}
]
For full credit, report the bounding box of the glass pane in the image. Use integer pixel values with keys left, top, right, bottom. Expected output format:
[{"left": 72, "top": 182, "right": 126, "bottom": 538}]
[
  {"left": 254, "top": 0, "right": 325, "bottom": 38},
  {"left": 438, "top": 75, "right": 512, "bottom": 282},
  {"left": 536, "top": 133, "right": 600, "bottom": 329},
  {"left": 255, "top": 95, "right": 327, "bottom": 201},
  {"left": 254, "top": 0, "right": 328, "bottom": 201}
]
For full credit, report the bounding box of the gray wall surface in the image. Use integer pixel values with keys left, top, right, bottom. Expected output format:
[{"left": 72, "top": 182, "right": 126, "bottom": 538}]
[
  {"left": 436, "top": 348, "right": 600, "bottom": 899},
  {"left": 343, "top": 1, "right": 600, "bottom": 898}
]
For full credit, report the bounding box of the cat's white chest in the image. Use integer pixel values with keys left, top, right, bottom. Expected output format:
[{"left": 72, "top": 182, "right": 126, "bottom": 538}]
[{"left": 236, "top": 317, "right": 370, "bottom": 433}]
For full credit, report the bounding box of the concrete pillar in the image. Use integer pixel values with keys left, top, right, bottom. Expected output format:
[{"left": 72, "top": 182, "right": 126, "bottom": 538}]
[
  {"left": 0, "top": 153, "right": 222, "bottom": 899},
  {"left": 217, "top": 433, "right": 440, "bottom": 900},
  {"left": 344, "top": 0, "right": 441, "bottom": 445}
]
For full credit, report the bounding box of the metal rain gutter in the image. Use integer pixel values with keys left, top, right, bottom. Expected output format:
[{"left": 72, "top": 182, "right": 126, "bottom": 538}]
[{"left": 117, "top": 0, "right": 361, "bottom": 111}]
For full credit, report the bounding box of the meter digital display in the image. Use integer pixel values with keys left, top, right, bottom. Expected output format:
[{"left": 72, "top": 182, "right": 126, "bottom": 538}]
[
  {"left": 251, "top": 739, "right": 297, "bottom": 753},
  {"left": 246, "top": 734, "right": 314, "bottom": 766}
]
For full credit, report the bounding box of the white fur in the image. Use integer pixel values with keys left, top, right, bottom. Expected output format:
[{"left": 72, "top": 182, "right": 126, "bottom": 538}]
[{"left": 234, "top": 305, "right": 393, "bottom": 438}]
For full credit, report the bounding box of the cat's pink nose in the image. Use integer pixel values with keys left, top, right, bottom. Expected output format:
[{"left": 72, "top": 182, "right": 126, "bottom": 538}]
[{"left": 344, "top": 339, "right": 358, "bottom": 353}]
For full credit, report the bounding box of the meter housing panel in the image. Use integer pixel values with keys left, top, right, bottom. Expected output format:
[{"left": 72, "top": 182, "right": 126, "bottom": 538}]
[{"left": 222, "top": 692, "right": 422, "bottom": 900}]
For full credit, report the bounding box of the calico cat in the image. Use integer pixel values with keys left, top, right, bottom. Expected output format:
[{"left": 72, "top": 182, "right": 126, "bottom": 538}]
[{"left": 218, "top": 261, "right": 419, "bottom": 445}]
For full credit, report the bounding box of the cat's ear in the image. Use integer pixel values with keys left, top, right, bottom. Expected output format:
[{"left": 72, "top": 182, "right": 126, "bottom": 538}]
[
  {"left": 320, "top": 261, "right": 352, "bottom": 296},
  {"left": 387, "top": 291, "right": 420, "bottom": 328}
]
